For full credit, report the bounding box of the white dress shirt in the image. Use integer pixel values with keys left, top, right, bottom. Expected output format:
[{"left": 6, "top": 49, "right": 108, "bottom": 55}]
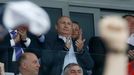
[
  {"left": 59, "top": 35, "right": 78, "bottom": 75},
  {"left": 9, "top": 30, "right": 31, "bottom": 61}
]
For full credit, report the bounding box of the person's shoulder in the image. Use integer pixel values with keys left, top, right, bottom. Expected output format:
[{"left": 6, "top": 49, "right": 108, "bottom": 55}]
[
  {"left": 89, "top": 36, "right": 102, "bottom": 42},
  {"left": 45, "top": 32, "right": 58, "bottom": 41}
]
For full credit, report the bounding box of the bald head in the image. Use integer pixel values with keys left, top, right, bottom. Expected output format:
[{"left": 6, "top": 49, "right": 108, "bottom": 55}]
[{"left": 18, "top": 52, "right": 40, "bottom": 75}]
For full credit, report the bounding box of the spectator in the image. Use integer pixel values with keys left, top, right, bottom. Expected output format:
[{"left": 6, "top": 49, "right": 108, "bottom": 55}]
[
  {"left": 63, "top": 63, "right": 83, "bottom": 75},
  {"left": 123, "top": 15, "right": 134, "bottom": 61},
  {"left": 0, "top": 24, "right": 44, "bottom": 74},
  {"left": 72, "top": 21, "right": 81, "bottom": 39},
  {"left": 41, "top": 16, "right": 94, "bottom": 75},
  {"left": 89, "top": 15, "right": 129, "bottom": 75},
  {"left": 18, "top": 52, "right": 40, "bottom": 75}
]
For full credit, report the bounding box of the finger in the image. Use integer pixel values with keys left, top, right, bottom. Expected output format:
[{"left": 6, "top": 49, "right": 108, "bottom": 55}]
[
  {"left": 75, "top": 40, "right": 80, "bottom": 44},
  {"left": 132, "top": 50, "right": 134, "bottom": 55},
  {"left": 66, "top": 37, "right": 71, "bottom": 43},
  {"left": 75, "top": 42, "right": 79, "bottom": 47},
  {"left": 82, "top": 39, "right": 86, "bottom": 42},
  {"left": 18, "top": 31, "right": 23, "bottom": 35},
  {"left": 75, "top": 41, "right": 82, "bottom": 46},
  {"left": 128, "top": 50, "right": 134, "bottom": 58},
  {"left": 78, "top": 29, "right": 83, "bottom": 40}
]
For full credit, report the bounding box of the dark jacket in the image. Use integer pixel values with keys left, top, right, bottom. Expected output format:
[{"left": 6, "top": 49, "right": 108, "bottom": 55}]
[
  {"left": 40, "top": 35, "right": 94, "bottom": 75},
  {"left": 0, "top": 32, "right": 43, "bottom": 73}
]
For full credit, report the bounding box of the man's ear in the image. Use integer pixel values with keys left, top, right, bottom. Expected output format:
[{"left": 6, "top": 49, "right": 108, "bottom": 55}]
[{"left": 22, "top": 62, "right": 27, "bottom": 69}]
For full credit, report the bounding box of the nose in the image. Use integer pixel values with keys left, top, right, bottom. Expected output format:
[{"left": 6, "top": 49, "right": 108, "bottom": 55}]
[
  {"left": 64, "top": 23, "right": 69, "bottom": 28},
  {"left": 37, "top": 62, "right": 40, "bottom": 68}
]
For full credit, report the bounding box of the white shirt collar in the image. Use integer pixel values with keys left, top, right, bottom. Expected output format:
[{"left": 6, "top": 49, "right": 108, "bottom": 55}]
[
  {"left": 58, "top": 35, "right": 72, "bottom": 43},
  {"left": 59, "top": 35, "right": 66, "bottom": 43}
]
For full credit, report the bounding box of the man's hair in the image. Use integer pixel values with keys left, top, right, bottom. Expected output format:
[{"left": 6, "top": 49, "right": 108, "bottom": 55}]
[
  {"left": 72, "top": 21, "right": 80, "bottom": 29},
  {"left": 122, "top": 14, "right": 134, "bottom": 18},
  {"left": 63, "top": 63, "right": 83, "bottom": 75},
  {"left": 17, "top": 53, "right": 27, "bottom": 68},
  {"left": 18, "top": 52, "right": 35, "bottom": 67},
  {"left": 56, "top": 16, "right": 72, "bottom": 25}
]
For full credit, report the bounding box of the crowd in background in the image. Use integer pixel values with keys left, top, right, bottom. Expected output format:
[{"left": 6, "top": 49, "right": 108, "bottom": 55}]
[{"left": 0, "top": 13, "right": 134, "bottom": 75}]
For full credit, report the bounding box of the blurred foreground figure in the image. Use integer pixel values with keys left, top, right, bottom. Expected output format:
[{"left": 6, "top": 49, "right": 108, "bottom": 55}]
[
  {"left": 0, "top": 62, "right": 5, "bottom": 75},
  {"left": 3, "top": 0, "right": 50, "bottom": 36},
  {"left": 99, "top": 15, "right": 129, "bottom": 75},
  {"left": 0, "top": 1, "right": 49, "bottom": 73},
  {"left": 18, "top": 52, "right": 40, "bottom": 75},
  {"left": 63, "top": 63, "right": 83, "bottom": 75}
]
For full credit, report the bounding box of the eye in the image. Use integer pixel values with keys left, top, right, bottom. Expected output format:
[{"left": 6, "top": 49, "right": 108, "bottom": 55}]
[
  {"left": 71, "top": 70, "right": 75, "bottom": 73},
  {"left": 68, "top": 22, "right": 72, "bottom": 25},
  {"left": 78, "top": 70, "right": 82, "bottom": 73}
]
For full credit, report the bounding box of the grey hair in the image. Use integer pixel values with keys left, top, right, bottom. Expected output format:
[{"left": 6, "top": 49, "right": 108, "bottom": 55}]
[{"left": 63, "top": 63, "right": 83, "bottom": 75}]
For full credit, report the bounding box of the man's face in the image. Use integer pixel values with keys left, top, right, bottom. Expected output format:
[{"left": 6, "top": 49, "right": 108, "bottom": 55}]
[
  {"left": 24, "top": 54, "right": 40, "bottom": 75},
  {"left": 72, "top": 23, "right": 80, "bottom": 39},
  {"left": 125, "top": 16, "right": 134, "bottom": 34},
  {"left": 67, "top": 66, "right": 83, "bottom": 75},
  {"left": 56, "top": 16, "right": 72, "bottom": 37}
]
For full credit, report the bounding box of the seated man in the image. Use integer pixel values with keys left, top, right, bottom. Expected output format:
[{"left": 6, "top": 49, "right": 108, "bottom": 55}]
[
  {"left": 63, "top": 63, "right": 83, "bottom": 75},
  {"left": 72, "top": 21, "right": 85, "bottom": 52},
  {"left": 18, "top": 52, "right": 40, "bottom": 75}
]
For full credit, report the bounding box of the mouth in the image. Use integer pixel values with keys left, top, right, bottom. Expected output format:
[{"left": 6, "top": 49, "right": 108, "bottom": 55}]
[{"left": 63, "top": 29, "right": 69, "bottom": 31}]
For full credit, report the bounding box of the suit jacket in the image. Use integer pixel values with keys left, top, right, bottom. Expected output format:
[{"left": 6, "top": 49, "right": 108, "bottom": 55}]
[
  {"left": 0, "top": 32, "right": 43, "bottom": 74},
  {"left": 40, "top": 34, "right": 94, "bottom": 75},
  {"left": 88, "top": 36, "right": 134, "bottom": 75}
]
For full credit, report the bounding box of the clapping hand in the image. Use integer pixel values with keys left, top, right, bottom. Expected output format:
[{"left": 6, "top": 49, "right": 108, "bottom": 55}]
[{"left": 75, "top": 29, "right": 85, "bottom": 52}]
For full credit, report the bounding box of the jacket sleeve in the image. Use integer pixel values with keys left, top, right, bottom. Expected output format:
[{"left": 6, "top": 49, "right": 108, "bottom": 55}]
[
  {"left": 40, "top": 50, "right": 54, "bottom": 75},
  {"left": 76, "top": 47, "right": 94, "bottom": 70}
]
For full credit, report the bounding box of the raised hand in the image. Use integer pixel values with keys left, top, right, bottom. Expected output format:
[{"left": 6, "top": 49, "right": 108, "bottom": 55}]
[
  {"left": 128, "top": 50, "right": 134, "bottom": 60},
  {"left": 65, "top": 37, "right": 71, "bottom": 49},
  {"left": 14, "top": 32, "right": 21, "bottom": 44},
  {"left": 75, "top": 29, "right": 85, "bottom": 52},
  {"left": 17, "top": 26, "right": 28, "bottom": 41}
]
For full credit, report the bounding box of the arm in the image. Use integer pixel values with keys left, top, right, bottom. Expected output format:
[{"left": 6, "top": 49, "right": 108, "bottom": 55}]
[{"left": 76, "top": 47, "right": 94, "bottom": 70}]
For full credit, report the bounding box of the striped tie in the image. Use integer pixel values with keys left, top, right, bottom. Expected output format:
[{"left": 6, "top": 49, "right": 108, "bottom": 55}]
[{"left": 10, "top": 30, "right": 23, "bottom": 61}]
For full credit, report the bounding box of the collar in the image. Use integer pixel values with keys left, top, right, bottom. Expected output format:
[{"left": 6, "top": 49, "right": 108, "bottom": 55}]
[
  {"left": 58, "top": 35, "right": 72, "bottom": 43},
  {"left": 58, "top": 35, "right": 67, "bottom": 43}
]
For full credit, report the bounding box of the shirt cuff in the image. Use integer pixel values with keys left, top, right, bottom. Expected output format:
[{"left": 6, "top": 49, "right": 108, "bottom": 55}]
[
  {"left": 38, "top": 35, "right": 45, "bottom": 43},
  {"left": 10, "top": 39, "right": 15, "bottom": 47},
  {"left": 24, "top": 37, "right": 31, "bottom": 47}
]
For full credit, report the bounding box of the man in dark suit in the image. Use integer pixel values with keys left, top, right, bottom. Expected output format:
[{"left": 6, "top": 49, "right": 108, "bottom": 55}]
[
  {"left": 40, "top": 16, "right": 94, "bottom": 75},
  {"left": 0, "top": 24, "right": 45, "bottom": 74}
]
